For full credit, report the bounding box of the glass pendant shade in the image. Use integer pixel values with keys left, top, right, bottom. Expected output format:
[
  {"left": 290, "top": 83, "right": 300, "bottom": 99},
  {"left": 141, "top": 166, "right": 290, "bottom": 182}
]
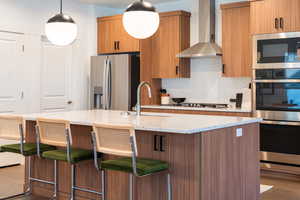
[
  {"left": 123, "top": 1, "right": 160, "bottom": 39},
  {"left": 45, "top": 0, "right": 77, "bottom": 46}
]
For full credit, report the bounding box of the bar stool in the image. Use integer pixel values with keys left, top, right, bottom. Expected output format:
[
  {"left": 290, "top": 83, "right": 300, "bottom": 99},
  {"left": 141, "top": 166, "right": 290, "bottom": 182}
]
[
  {"left": 36, "top": 118, "right": 104, "bottom": 200},
  {"left": 0, "top": 115, "right": 56, "bottom": 200},
  {"left": 91, "top": 123, "right": 172, "bottom": 200}
]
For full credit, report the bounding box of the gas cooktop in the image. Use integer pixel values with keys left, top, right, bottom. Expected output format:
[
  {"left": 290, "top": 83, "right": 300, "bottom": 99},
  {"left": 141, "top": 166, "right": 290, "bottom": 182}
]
[{"left": 162, "top": 103, "right": 229, "bottom": 109}]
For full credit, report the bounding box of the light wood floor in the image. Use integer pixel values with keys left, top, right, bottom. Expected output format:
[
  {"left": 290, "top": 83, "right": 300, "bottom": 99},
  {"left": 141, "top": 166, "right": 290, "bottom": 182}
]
[{"left": 0, "top": 166, "right": 300, "bottom": 200}]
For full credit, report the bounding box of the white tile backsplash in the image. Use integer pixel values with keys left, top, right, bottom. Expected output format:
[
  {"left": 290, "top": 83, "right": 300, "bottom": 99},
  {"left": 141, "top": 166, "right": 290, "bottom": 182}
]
[{"left": 162, "top": 58, "right": 252, "bottom": 103}]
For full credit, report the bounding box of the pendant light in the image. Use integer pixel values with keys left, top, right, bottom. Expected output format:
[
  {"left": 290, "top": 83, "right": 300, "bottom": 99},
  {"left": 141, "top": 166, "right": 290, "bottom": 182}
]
[
  {"left": 45, "top": 0, "right": 78, "bottom": 46},
  {"left": 123, "top": 0, "right": 160, "bottom": 39}
]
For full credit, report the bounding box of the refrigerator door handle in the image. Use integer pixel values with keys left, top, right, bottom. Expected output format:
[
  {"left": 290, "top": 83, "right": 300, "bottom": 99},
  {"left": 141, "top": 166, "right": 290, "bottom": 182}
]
[
  {"left": 103, "top": 58, "right": 108, "bottom": 109},
  {"left": 107, "top": 59, "right": 112, "bottom": 109}
]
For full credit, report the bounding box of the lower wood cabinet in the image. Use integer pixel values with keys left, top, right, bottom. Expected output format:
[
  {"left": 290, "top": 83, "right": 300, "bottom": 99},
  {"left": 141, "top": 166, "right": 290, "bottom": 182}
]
[{"left": 221, "top": 1, "right": 251, "bottom": 78}]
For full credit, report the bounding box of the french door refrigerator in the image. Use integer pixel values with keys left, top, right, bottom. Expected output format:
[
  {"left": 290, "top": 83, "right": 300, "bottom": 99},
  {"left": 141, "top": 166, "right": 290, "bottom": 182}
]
[{"left": 90, "top": 54, "right": 140, "bottom": 111}]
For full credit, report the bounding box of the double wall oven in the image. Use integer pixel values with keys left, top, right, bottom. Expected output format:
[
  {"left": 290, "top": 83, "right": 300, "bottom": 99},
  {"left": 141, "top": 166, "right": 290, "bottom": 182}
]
[{"left": 253, "top": 32, "right": 300, "bottom": 171}]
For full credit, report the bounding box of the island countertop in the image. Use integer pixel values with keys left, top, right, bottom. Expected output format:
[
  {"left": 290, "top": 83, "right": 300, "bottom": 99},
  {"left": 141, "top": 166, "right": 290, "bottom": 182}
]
[{"left": 22, "top": 109, "right": 261, "bottom": 134}]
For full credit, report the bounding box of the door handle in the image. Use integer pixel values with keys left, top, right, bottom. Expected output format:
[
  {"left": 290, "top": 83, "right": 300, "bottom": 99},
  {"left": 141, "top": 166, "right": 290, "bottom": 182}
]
[
  {"left": 279, "top": 17, "right": 284, "bottom": 29},
  {"left": 67, "top": 101, "right": 73, "bottom": 105}
]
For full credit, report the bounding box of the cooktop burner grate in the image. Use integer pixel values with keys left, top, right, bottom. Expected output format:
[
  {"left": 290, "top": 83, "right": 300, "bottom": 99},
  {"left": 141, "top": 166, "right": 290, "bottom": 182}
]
[{"left": 180, "top": 103, "right": 229, "bottom": 109}]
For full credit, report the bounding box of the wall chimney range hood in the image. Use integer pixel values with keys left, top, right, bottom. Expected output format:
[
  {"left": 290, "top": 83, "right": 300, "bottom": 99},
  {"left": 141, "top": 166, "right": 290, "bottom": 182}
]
[{"left": 177, "top": 0, "right": 222, "bottom": 58}]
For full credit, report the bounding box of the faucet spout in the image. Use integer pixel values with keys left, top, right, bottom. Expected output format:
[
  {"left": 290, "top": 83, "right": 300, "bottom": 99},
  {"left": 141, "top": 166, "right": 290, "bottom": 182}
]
[{"left": 136, "top": 81, "right": 152, "bottom": 116}]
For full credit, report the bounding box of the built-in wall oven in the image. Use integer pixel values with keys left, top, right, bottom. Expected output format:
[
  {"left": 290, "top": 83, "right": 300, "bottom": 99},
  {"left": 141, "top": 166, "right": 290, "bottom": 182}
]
[{"left": 253, "top": 32, "right": 300, "bottom": 172}]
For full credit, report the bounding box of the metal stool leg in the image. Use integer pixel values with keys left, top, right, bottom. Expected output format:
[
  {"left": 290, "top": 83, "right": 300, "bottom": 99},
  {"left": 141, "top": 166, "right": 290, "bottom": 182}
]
[
  {"left": 71, "top": 164, "right": 75, "bottom": 200},
  {"left": 52, "top": 160, "right": 58, "bottom": 199},
  {"left": 129, "top": 173, "right": 134, "bottom": 200},
  {"left": 167, "top": 173, "right": 172, "bottom": 200},
  {"left": 101, "top": 170, "right": 105, "bottom": 200}
]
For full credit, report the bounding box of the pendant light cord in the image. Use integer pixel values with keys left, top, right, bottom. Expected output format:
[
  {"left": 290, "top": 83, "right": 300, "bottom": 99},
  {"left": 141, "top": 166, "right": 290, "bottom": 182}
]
[{"left": 60, "top": 0, "right": 63, "bottom": 14}]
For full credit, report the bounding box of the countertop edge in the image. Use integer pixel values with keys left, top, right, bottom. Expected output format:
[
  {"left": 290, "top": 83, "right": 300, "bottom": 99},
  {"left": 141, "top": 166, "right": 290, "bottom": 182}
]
[{"left": 24, "top": 115, "right": 262, "bottom": 134}]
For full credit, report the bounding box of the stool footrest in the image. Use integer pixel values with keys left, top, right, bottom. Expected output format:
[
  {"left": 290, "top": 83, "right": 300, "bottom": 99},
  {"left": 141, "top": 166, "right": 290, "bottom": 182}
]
[
  {"left": 30, "top": 177, "right": 55, "bottom": 185},
  {"left": 73, "top": 186, "right": 103, "bottom": 195}
]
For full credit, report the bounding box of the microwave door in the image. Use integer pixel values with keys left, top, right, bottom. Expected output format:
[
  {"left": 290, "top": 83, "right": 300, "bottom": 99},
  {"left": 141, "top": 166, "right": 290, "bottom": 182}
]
[{"left": 253, "top": 33, "right": 300, "bottom": 69}]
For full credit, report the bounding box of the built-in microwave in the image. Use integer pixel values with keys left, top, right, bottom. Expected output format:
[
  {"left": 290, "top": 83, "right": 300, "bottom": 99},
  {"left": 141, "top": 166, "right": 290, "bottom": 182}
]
[{"left": 253, "top": 32, "right": 300, "bottom": 69}]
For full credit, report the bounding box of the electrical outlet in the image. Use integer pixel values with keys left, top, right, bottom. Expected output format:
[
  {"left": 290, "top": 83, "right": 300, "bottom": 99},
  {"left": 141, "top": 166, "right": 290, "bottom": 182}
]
[{"left": 236, "top": 128, "right": 243, "bottom": 137}]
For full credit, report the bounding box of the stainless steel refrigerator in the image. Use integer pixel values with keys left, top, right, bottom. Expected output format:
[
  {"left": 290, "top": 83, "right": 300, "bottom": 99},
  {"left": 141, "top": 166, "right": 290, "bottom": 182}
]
[{"left": 90, "top": 54, "right": 140, "bottom": 111}]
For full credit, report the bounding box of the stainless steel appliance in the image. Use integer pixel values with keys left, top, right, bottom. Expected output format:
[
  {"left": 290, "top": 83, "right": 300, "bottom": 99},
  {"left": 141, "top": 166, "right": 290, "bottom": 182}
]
[
  {"left": 253, "top": 32, "right": 300, "bottom": 69},
  {"left": 90, "top": 54, "right": 140, "bottom": 111},
  {"left": 253, "top": 68, "right": 300, "bottom": 121},
  {"left": 253, "top": 48, "right": 300, "bottom": 172}
]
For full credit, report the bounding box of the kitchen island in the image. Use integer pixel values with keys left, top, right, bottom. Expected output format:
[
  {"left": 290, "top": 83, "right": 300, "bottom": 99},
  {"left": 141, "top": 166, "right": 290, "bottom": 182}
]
[{"left": 22, "top": 110, "right": 261, "bottom": 200}]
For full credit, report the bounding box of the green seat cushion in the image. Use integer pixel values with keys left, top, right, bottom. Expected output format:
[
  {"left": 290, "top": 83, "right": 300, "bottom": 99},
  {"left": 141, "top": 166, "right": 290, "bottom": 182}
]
[
  {"left": 42, "top": 148, "right": 93, "bottom": 163},
  {"left": 0, "top": 143, "right": 56, "bottom": 156},
  {"left": 101, "top": 157, "right": 169, "bottom": 176}
]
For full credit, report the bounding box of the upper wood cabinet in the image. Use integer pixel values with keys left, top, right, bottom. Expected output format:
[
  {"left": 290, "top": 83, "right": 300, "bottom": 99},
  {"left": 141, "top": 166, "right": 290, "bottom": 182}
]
[
  {"left": 151, "top": 11, "right": 191, "bottom": 79},
  {"left": 251, "top": 0, "right": 300, "bottom": 34},
  {"left": 97, "top": 15, "right": 140, "bottom": 54},
  {"left": 221, "top": 2, "right": 251, "bottom": 77}
]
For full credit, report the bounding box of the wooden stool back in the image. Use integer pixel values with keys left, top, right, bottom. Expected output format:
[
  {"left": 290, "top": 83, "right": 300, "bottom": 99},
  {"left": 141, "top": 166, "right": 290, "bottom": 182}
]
[
  {"left": 36, "top": 118, "right": 71, "bottom": 147},
  {"left": 92, "top": 123, "right": 137, "bottom": 157},
  {"left": 0, "top": 115, "right": 23, "bottom": 140}
]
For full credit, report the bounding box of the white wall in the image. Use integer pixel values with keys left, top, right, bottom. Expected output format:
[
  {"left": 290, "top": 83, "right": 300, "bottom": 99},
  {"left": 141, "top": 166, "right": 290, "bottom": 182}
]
[
  {"left": 0, "top": 0, "right": 120, "bottom": 113},
  {"left": 156, "top": 0, "right": 252, "bottom": 103}
]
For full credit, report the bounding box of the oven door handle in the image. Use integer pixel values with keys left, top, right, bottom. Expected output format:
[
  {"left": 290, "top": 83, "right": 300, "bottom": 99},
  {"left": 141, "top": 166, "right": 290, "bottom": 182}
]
[
  {"left": 261, "top": 120, "right": 300, "bottom": 126},
  {"left": 253, "top": 79, "right": 300, "bottom": 83}
]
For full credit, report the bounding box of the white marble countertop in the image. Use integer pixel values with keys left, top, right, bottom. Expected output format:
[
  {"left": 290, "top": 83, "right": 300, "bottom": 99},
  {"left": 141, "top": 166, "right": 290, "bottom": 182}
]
[
  {"left": 21, "top": 110, "right": 261, "bottom": 134},
  {"left": 142, "top": 105, "right": 252, "bottom": 113}
]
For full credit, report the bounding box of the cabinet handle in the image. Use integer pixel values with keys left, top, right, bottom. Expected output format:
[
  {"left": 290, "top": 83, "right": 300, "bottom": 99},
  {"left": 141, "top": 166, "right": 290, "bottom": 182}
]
[
  {"left": 222, "top": 64, "right": 225, "bottom": 74},
  {"left": 114, "top": 41, "right": 116, "bottom": 50},
  {"left": 176, "top": 66, "right": 179, "bottom": 75},
  {"left": 275, "top": 18, "right": 279, "bottom": 29},
  {"left": 160, "top": 136, "right": 166, "bottom": 152},
  {"left": 117, "top": 41, "right": 120, "bottom": 50},
  {"left": 154, "top": 135, "right": 160, "bottom": 151},
  {"left": 280, "top": 17, "right": 284, "bottom": 29}
]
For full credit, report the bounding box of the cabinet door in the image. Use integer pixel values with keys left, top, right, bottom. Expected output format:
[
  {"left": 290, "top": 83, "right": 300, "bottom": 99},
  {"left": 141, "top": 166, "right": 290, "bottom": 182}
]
[
  {"left": 250, "top": 0, "right": 278, "bottom": 34},
  {"left": 289, "top": 0, "right": 300, "bottom": 32},
  {"left": 97, "top": 19, "right": 116, "bottom": 54},
  {"left": 118, "top": 23, "right": 140, "bottom": 53},
  {"left": 275, "top": 0, "right": 293, "bottom": 32},
  {"left": 97, "top": 16, "right": 140, "bottom": 54},
  {"left": 152, "top": 15, "right": 180, "bottom": 78},
  {"left": 222, "top": 4, "right": 251, "bottom": 77},
  {"left": 151, "top": 12, "right": 190, "bottom": 79}
]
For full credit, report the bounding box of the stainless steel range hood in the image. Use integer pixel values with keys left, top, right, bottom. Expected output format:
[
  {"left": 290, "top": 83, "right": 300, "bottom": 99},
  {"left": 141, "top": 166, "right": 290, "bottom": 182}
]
[{"left": 177, "top": 0, "right": 222, "bottom": 58}]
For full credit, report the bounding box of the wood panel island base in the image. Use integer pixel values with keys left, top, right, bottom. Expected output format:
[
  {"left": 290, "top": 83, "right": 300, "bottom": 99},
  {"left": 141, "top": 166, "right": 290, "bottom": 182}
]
[{"left": 22, "top": 110, "right": 261, "bottom": 200}]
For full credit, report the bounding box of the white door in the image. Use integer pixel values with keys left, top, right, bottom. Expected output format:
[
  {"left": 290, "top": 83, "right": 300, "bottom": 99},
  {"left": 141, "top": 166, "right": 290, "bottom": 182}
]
[
  {"left": 40, "top": 39, "right": 72, "bottom": 112},
  {"left": 0, "top": 32, "right": 25, "bottom": 114},
  {"left": 0, "top": 32, "right": 24, "bottom": 167}
]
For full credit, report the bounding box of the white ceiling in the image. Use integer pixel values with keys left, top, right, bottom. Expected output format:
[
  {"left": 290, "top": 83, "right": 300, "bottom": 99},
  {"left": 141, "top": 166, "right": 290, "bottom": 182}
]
[{"left": 79, "top": 0, "right": 179, "bottom": 8}]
